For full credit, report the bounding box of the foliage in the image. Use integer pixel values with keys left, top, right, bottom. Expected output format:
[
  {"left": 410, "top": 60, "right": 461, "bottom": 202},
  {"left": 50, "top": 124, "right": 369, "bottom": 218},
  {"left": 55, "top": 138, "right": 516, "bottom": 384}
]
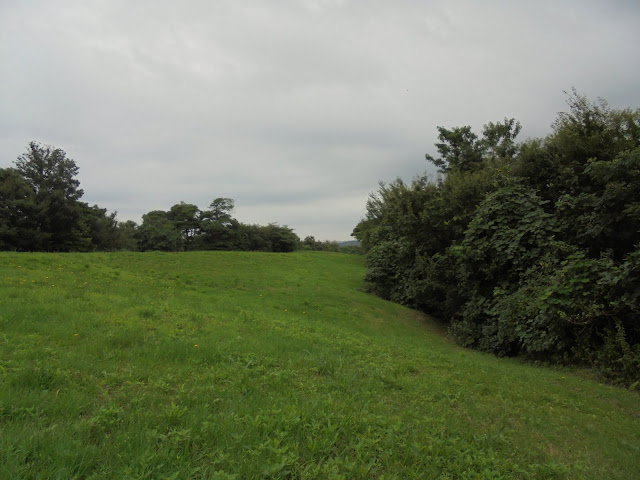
[
  {"left": 447, "top": 184, "right": 563, "bottom": 356},
  {"left": 425, "top": 125, "right": 484, "bottom": 173},
  {"left": 254, "top": 223, "right": 299, "bottom": 252},
  {"left": 134, "top": 203, "right": 300, "bottom": 253},
  {"left": 1, "top": 144, "right": 302, "bottom": 254},
  {"left": 555, "top": 146, "right": 640, "bottom": 259},
  {"left": 514, "top": 89, "right": 640, "bottom": 205},
  {"left": 300, "top": 235, "right": 340, "bottom": 252},
  {"left": 115, "top": 220, "right": 139, "bottom": 251},
  {"left": 425, "top": 118, "right": 521, "bottom": 174},
  {"left": 206, "top": 197, "right": 235, "bottom": 222},
  {"left": 136, "top": 210, "right": 185, "bottom": 252},
  {"left": 1, "top": 142, "right": 134, "bottom": 252},
  {"left": 167, "top": 202, "right": 201, "bottom": 249},
  {"left": 0, "top": 168, "right": 38, "bottom": 251},
  {"left": 15, "top": 142, "right": 83, "bottom": 201},
  {"left": 11, "top": 142, "right": 89, "bottom": 251},
  {"left": 81, "top": 204, "right": 122, "bottom": 251},
  {"left": 356, "top": 92, "right": 640, "bottom": 384}
]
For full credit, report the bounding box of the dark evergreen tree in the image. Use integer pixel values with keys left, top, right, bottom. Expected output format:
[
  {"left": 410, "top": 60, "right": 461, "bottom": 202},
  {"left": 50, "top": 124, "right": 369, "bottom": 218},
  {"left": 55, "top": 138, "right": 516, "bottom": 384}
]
[
  {"left": 14, "top": 142, "right": 89, "bottom": 251},
  {"left": 0, "top": 168, "right": 39, "bottom": 250}
]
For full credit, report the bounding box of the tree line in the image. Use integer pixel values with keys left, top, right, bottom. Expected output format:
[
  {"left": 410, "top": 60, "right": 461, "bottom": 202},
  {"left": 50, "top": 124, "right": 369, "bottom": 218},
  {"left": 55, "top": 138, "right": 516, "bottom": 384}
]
[
  {"left": 353, "top": 91, "right": 640, "bottom": 385},
  {"left": 0, "top": 142, "right": 342, "bottom": 253}
]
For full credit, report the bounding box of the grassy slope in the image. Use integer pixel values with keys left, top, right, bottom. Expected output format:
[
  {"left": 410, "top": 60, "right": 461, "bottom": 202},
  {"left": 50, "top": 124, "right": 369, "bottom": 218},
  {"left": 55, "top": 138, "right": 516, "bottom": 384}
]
[{"left": 0, "top": 251, "right": 639, "bottom": 479}]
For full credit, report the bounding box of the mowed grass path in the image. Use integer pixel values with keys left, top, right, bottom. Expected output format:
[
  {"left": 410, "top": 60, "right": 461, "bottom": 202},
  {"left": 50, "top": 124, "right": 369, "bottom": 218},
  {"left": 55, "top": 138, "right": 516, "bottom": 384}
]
[{"left": 0, "top": 251, "right": 639, "bottom": 479}]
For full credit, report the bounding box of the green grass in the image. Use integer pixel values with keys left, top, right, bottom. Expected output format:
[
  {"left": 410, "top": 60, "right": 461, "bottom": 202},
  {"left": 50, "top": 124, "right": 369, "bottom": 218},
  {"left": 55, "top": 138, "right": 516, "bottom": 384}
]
[{"left": 0, "top": 251, "right": 639, "bottom": 479}]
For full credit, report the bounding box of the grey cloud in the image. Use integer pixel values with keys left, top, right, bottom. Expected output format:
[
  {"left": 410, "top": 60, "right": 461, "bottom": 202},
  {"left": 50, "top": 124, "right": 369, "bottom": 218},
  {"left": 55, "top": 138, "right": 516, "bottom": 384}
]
[{"left": 2, "top": 1, "right": 639, "bottom": 240}]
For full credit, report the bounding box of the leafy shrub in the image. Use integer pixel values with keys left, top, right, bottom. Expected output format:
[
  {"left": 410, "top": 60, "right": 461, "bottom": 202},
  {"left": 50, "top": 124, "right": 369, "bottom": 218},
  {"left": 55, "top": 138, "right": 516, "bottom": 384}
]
[
  {"left": 448, "top": 184, "right": 561, "bottom": 355},
  {"left": 455, "top": 247, "right": 640, "bottom": 384},
  {"left": 363, "top": 238, "right": 414, "bottom": 303},
  {"left": 356, "top": 92, "right": 640, "bottom": 385}
]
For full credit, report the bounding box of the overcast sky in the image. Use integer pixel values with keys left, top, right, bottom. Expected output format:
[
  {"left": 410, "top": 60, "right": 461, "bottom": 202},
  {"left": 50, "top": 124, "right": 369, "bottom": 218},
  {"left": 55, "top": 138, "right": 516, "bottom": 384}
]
[{"left": 1, "top": 0, "right": 639, "bottom": 240}]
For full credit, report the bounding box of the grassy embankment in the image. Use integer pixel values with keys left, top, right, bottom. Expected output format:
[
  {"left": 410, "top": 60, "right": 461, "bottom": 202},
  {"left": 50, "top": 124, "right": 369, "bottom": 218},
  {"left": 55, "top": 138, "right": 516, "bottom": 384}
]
[{"left": 0, "top": 251, "right": 639, "bottom": 479}]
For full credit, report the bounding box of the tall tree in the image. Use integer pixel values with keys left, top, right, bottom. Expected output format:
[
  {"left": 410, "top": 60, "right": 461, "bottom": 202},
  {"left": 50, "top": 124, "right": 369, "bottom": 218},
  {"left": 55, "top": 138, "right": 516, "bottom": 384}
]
[
  {"left": 15, "top": 142, "right": 83, "bottom": 201},
  {"left": 205, "top": 198, "right": 235, "bottom": 223},
  {"left": 197, "top": 198, "right": 238, "bottom": 250},
  {"left": 167, "top": 202, "right": 201, "bottom": 250},
  {"left": 14, "top": 142, "right": 89, "bottom": 251}
]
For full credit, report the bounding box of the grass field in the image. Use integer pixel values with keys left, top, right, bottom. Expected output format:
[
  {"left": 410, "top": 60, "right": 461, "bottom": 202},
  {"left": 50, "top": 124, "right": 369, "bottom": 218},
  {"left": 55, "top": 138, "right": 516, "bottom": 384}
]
[{"left": 1, "top": 251, "right": 639, "bottom": 479}]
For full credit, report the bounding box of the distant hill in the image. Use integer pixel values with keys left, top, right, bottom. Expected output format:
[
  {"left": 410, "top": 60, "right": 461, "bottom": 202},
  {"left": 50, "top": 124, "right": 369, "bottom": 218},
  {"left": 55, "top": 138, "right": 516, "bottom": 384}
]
[{"left": 338, "top": 240, "right": 360, "bottom": 247}]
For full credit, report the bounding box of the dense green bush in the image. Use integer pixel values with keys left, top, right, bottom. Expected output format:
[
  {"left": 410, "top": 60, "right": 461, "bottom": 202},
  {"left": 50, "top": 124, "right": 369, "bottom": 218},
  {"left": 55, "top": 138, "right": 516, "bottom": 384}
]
[
  {"left": 447, "top": 184, "right": 564, "bottom": 356},
  {"left": 354, "top": 92, "right": 640, "bottom": 385}
]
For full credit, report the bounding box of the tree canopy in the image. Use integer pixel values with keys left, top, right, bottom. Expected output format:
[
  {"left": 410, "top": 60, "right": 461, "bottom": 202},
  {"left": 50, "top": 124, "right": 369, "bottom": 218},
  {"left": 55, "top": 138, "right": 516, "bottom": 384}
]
[
  {"left": 354, "top": 91, "right": 640, "bottom": 385},
  {"left": 1, "top": 145, "right": 305, "bottom": 253},
  {"left": 5, "top": 142, "right": 89, "bottom": 251}
]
